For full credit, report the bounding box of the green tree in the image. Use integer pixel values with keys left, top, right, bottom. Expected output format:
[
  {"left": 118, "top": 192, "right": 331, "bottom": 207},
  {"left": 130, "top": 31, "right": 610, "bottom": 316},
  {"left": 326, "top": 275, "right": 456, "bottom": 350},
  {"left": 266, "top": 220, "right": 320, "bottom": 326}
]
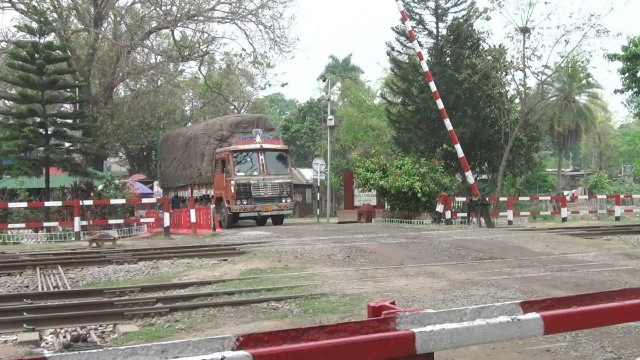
[
  {"left": 384, "top": 0, "right": 534, "bottom": 188},
  {"left": 103, "top": 73, "right": 186, "bottom": 178},
  {"left": 249, "top": 93, "right": 299, "bottom": 129},
  {"left": 607, "top": 36, "right": 640, "bottom": 118},
  {"left": 490, "top": 0, "right": 613, "bottom": 194},
  {"left": 279, "top": 98, "right": 324, "bottom": 168},
  {"left": 353, "top": 152, "right": 456, "bottom": 213},
  {"left": 330, "top": 79, "right": 394, "bottom": 191},
  {"left": 546, "top": 54, "right": 603, "bottom": 191},
  {"left": 0, "top": 7, "right": 90, "bottom": 204},
  {"left": 1, "top": 0, "right": 296, "bottom": 171},
  {"left": 318, "top": 54, "right": 365, "bottom": 87},
  {"left": 579, "top": 100, "right": 619, "bottom": 174},
  {"left": 616, "top": 121, "right": 640, "bottom": 178},
  {"left": 188, "top": 53, "right": 271, "bottom": 122}
]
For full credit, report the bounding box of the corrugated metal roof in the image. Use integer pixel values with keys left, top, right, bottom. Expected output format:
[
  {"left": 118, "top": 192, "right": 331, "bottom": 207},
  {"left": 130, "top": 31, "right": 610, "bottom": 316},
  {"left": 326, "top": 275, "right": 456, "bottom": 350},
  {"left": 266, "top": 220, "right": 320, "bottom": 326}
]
[{"left": 291, "top": 168, "right": 313, "bottom": 185}]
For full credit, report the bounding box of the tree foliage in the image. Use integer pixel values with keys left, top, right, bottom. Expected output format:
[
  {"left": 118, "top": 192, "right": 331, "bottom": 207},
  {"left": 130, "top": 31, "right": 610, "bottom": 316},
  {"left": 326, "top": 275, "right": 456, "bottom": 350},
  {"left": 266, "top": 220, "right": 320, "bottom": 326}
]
[
  {"left": 1, "top": 0, "right": 297, "bottom": 170},
  {"left": 330, "top": 79, "right": 394, "bottom": 190},
  {"left": 249, "top": 93, "right": 298, "bottom": 129},
  {"left": 383, "top": 0, "right": 537, "bottom": 184},
  {"left": 0, "top": 7, "right": 91, "bottom": 202},
  {"left": 279, "top": 98, "right": 324, "bottom": 168},
  {"left": 546, "top": 54, "right": 603, "bottom": 190},
  {"left": 607, "top": 36, "right": 640, "bottom": 119},
  {"left": 103, "top": 71, "right": 186, "bottom": 178},
  {"left": 353, "top": 153, "right": 456, "bottom": 212}
]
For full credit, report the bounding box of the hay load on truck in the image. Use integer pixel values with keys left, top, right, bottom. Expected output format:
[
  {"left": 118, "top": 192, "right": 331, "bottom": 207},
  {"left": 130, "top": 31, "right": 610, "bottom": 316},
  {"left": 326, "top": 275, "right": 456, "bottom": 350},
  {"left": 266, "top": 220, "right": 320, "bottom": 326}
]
[{"left": 158, "top": 114, "right": 294, "bottom": 228}]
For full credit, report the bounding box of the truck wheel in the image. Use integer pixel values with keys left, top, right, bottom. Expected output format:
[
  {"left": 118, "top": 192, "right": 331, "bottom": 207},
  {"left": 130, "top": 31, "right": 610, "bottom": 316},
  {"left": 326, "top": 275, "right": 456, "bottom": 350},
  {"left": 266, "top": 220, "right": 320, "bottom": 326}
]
[
  {"left": 255, "top": 217, "right": 268, "bottom": 226},
  {"left": 232, "top": 214, "right": 240, "bottom": 224},
  {"left": 271, "top": 215, "right": 284, "bottom": 226},
  {"left": 219, "top": 206, "right": 233, "bottom": 229}
]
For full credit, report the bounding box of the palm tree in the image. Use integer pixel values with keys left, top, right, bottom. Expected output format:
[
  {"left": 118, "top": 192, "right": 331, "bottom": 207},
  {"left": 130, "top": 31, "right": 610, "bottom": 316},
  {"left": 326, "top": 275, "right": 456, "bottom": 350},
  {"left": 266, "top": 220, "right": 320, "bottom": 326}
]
[
  {"left": 546, "top": 55, "right": 605, "bottom": 191},
  {"left": 318, "top": 54, "right": 365, "bottom": 87}
]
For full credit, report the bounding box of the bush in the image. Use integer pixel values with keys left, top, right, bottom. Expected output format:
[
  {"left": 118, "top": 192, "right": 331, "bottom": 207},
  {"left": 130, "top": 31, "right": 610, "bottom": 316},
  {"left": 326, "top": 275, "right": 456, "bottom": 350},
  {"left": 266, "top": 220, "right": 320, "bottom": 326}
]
[{"left": 353, "top": 153, "right": 457, "bottom": 213}]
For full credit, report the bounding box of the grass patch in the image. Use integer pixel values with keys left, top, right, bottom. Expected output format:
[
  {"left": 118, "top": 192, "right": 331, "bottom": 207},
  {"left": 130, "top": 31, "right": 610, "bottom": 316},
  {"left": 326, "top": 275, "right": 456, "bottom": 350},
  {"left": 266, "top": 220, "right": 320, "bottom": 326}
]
[
  {"left": 295, "top": 295, "right": 363, "bottom": 318},
  {"left": 214, "top": 274, "right": 313, "bottom": 292},
  {"left": 81, "top": 273, "right": 182, "bottom": 289},
  {"left": 114, "top": 324, "right": 181, "bottom": 345},
  {"left": 239, "top": 266, "right": 304, "bottom": 277}
]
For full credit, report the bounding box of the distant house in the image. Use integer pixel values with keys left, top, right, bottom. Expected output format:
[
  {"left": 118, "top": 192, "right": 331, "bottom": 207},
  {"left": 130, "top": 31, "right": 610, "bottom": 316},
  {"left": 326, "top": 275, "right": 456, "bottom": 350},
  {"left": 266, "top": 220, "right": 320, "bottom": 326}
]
[
  {"left": 291, "top": 168, "right": 314, "bottom": 218},
  {"left": 544, "top": 168, "right": 595, "bottom": 192}
]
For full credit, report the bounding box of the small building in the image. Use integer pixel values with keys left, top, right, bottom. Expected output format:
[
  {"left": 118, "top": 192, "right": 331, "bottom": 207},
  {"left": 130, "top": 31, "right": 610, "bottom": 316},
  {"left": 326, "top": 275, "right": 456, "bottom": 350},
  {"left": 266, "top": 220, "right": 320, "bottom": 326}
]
[{"left": 291, "top": 168, "right": 314, "bottom": 218}]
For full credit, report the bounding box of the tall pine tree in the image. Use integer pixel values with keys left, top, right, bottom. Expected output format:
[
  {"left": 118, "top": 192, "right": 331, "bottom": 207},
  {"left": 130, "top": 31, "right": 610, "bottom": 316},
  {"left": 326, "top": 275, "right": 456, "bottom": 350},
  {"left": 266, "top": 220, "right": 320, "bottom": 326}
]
[
  {"left": 383, "top": 0, "right": 541, "bottom": 189},
  {"left": 0, "top": 6, "right": 91, "bottom": 203}
]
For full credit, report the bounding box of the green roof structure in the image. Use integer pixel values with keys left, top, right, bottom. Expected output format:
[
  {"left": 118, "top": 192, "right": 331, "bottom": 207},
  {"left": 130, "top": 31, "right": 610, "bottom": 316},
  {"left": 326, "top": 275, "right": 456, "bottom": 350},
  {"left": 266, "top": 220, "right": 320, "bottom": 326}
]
[{"left": 0, "top": 169, "right": 109, "bottom": 189}]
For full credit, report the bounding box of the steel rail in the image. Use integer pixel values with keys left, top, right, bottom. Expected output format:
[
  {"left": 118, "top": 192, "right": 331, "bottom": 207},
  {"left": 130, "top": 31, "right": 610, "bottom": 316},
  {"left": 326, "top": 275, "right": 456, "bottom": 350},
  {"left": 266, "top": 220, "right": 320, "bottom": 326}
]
[
  {"left": 0, "top": 284, "right": 313, "bottom": 317},
  {"left": 0, "top": 293, "right": 321, "bottom": 333},
  {"left": 0, "top": 276, "right": 267, "bottom": 305},
  {"left": 0, "top": 242, "right": 264, "bottom": 259},
  {"left": 0, "top": 250, "right": 246, "bottom": 274}
]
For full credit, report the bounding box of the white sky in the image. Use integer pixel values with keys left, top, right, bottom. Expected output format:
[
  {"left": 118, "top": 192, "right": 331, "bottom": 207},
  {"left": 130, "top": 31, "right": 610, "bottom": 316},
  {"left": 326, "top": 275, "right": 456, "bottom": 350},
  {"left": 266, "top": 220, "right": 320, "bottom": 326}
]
[{"left": 267, "top": 0, "right": 638, "bottom": 125}]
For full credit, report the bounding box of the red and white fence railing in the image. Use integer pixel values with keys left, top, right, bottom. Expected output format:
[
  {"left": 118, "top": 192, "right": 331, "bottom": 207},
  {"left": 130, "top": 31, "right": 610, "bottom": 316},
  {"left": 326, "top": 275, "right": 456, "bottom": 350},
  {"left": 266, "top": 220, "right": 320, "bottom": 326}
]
[
  {"left": 445, "top": 194, "right": 640, "bottom": 225},
  {"left": 0, "top": 198, "right": 171, "bottom": 240},
  {"left": 17, "top": 287, "right": 640, "bottom": 360}
]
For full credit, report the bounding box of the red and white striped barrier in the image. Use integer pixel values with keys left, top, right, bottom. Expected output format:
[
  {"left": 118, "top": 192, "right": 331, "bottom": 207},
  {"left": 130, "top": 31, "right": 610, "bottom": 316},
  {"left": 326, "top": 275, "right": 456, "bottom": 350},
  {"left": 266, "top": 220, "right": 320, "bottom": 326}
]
[
  {"left": 17, "top": 287, "right": 640, "bottom": 360},
  {"left": 0, "top": 198, "right": 171, "bottom": 239},
  {"left": 446, "top": 194, "right": 640, "bottom": 225},
  {"left": 395, "top": 0, "right": 481, "bottom": 200}
]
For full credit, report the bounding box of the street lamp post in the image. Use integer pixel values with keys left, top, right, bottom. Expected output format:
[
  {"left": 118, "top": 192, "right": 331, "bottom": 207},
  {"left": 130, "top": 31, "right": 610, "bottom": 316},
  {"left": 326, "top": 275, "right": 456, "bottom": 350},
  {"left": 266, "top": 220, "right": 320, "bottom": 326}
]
[
  {"left": 326, "top": 77, "right": 332, "bottom": 223},
  {"left": 320, "top": 74, "right": 334, "bottom": 223}
]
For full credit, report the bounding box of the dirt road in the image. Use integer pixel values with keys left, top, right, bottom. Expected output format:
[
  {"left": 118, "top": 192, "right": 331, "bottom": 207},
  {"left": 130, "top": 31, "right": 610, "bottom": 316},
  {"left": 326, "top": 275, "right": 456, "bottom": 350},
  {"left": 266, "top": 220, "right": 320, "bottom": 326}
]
[
  {"left": 209, "top": 220, "right": 640, "bottom": 360},
  {"left": 2, "top": 220, "right": 639, "bottom": 359}
]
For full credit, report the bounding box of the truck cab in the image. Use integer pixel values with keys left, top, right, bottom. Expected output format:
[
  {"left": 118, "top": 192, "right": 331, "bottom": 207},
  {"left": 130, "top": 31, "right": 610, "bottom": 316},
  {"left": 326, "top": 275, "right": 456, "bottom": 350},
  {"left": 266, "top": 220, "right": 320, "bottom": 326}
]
[{"left": 213, "top": 130, "right": 294, "bottom": 228}]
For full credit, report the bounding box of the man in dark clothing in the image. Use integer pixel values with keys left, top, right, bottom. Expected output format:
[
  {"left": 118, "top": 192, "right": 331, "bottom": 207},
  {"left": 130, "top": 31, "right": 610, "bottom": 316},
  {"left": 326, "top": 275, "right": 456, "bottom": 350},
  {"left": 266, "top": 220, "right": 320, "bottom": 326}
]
[{"left": 171, "top": 193, "right": 181, "bottom": 209}]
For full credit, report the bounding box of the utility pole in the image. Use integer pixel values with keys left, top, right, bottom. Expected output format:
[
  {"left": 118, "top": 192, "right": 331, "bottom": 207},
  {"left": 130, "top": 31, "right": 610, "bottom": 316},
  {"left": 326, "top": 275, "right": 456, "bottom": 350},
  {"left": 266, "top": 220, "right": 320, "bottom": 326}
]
[
  {"left": 320, "top": 74, "right": 335, "bottom": 223},
  {"left": 326, "top": 77, "right": 331, "bottom": 223}
]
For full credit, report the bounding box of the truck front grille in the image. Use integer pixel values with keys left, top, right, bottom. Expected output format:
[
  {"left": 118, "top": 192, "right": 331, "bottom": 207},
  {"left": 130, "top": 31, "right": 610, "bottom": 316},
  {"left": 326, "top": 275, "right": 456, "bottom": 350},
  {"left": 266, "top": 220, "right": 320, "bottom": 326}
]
[{"left": 251, "top": 182, "right": 280, "bottom": 197}]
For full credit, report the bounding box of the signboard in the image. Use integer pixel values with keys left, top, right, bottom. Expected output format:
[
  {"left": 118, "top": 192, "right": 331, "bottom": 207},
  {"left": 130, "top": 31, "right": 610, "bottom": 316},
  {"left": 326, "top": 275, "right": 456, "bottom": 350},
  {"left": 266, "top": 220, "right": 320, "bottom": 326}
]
[
  {"left": 354, "top": 189, "right": 377, "bottom": 206},
  {"left": 153, "top": 181, "right": 163, "bottom": 198},
  {"left": 312, "top": 157, "right": 326, "bottom": 180}
]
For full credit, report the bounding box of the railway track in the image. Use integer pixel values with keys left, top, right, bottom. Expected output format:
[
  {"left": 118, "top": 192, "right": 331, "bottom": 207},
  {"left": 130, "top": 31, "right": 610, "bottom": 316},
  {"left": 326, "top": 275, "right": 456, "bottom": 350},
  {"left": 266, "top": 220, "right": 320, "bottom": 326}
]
[
  {"left": 0, "top": 276, "right": 272, "bottom": 305},
  {"left": 0, "top": 242, "right": 266, "bottom": 259},
  {"left": 514, "top": 224, "right": 640, "bottom": 238},
  {"left": 0, "top": 244, "right": 251, "bottom": 274},
  {"left": 0, "top": 284, "right": 317, "bottom": 333}
]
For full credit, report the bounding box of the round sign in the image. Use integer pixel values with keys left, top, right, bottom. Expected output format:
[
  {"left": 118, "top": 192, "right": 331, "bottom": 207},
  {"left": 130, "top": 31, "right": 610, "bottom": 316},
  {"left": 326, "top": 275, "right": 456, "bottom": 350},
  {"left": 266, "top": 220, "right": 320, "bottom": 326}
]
[{"left": 312, "top": 157, "right": 326, "bottom": 172}]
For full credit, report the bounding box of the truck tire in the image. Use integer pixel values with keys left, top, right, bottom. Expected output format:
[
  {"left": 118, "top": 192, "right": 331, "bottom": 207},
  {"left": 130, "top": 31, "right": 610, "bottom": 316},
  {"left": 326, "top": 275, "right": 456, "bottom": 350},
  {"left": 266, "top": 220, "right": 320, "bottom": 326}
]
[
  {"left": 271, "top": 215, "right": 284, "bottom": 226},
  {"left": 219, "top": 206, "right": 233, "bottom": 229},
  {"left": 255, "top": 217, "right": 268, "bottom": 226}
]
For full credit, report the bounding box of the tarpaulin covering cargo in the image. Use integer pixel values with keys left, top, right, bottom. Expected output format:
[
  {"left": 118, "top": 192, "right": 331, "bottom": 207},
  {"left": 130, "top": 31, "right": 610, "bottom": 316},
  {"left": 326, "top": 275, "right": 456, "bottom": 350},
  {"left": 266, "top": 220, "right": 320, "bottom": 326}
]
[{"left": 158, "top": 114, "right": 277, "bottom": 188}]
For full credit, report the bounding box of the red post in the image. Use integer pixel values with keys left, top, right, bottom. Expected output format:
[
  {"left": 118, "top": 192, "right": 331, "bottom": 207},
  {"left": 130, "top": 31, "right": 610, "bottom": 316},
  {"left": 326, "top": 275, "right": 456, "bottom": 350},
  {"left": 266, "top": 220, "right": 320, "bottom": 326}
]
[
  {"left": 344, "top": 169, "right": 355, "bottom": 211},
  {"left": 615, "top": 194, "right": 621, "bottom": 222},
  {"left": 560, "top": 195, "right": 568, "bottom": 223},
  {"left": 444, "top": 196, "right": 453, "bottom": 225}
]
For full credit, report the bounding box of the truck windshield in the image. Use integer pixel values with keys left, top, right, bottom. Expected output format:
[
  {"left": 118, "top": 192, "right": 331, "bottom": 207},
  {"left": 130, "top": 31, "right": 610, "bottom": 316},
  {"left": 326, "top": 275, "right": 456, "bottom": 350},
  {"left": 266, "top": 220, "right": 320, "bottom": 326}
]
[
  {"left": 233, "top": 151, "right": 260, "bottom": 176},
  {"left": 265, "top": 151, "right": 290, "bottom": 175}
]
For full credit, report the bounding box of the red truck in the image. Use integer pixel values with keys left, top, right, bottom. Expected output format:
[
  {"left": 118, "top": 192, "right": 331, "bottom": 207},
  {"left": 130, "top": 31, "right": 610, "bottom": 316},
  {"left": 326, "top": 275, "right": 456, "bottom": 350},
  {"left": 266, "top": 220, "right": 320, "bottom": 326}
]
[{"left": 158, "top": 114, "right": 294, "bottom": 228}]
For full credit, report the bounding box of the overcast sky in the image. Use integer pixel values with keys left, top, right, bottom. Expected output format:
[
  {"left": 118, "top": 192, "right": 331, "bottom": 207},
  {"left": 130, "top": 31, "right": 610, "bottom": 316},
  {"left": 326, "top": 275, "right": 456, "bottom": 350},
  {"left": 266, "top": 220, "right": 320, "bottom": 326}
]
[{"left": 267, "top": 0, "right": 637, "bottom": 125}]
